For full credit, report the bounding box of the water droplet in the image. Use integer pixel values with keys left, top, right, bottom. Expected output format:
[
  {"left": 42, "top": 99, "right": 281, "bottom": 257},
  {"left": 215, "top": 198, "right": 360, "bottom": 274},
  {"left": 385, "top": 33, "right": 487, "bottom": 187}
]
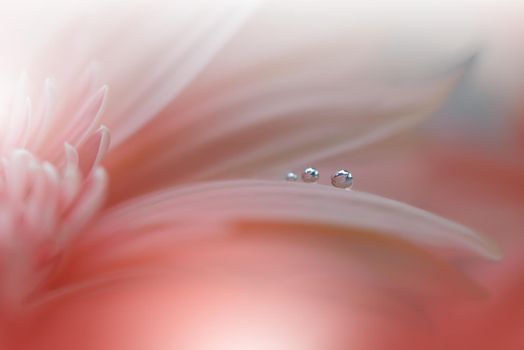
[
  {"left": 285, "top": 172, "right": 298, "bottom": 182},
  {"left": 331, "top": 169, "right": 353, "bottom": 189},
  {"left": 302, "top": 167, "right": 319, "bottom": 183}
]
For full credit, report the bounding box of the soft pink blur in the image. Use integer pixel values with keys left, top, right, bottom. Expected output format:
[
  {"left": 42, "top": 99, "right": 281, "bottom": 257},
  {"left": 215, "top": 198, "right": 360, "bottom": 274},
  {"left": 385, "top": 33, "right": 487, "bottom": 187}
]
[
  {"left": 0, "top": 1, "right": 522, "bottom": 350},
  {"left": 347, "top": 132, "right": 524, "bottom": 348}
]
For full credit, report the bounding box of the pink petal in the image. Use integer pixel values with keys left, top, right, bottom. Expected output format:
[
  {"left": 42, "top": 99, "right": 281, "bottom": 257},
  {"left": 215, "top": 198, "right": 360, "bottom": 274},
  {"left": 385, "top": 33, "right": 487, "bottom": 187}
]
[
  {"left": 106, "top": 68, "right": 463, "bottom": 203},
  {"left": 8, "top": 1, "right": 465, "bottom": 204},
  {"left": 16, "top": 0, "right": 261, "bottom": 147},
  {"left": 17, "top": 180, "right": 500, "bottom": 349},
  {"left": 77, "top": 125, "right": 111, "bottom": 176},
  {"left": 101, "top": 3, "right": 470, "bottom": 202},
  {"left": 92, "top": 180, "right": 501, "bottom": 260},
  {"left": 41, "top": 85, "right": 108, "bottom": 162},
  {"left": 37, "top": 180, "right": 499, "bottom": 304}
]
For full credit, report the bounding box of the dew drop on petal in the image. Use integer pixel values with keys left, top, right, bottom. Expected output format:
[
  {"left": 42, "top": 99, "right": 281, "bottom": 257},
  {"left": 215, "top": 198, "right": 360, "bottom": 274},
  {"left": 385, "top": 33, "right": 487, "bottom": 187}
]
[
  {"left": 285, "top": 172, "right": 298, "bottom": 182},
  {"left": 302, "top": 167, "right": 319, "bottom": 183},
  {"left": 331, "top": 169, "right": 353, "bottom": 189}
]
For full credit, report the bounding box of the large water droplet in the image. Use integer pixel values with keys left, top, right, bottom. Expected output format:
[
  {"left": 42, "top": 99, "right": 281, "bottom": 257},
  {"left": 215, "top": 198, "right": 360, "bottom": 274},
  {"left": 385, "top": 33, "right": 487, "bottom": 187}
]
[{"left": 331, "top": 169, "right": 353, "bottom": 189}]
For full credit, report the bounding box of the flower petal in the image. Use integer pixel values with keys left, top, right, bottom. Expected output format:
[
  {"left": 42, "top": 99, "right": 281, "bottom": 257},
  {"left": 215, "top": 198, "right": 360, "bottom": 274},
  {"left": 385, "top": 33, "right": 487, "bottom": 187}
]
[
  {"left": 107, "top": 67, "right": 464, "bottom": 203},
  {"left": 23, "top": 180, "right": 500, "bottom": 348},
  {"left": 94, "top": 180, "right": 501, "bottom": 260},
  {"left": 41, "top": 180, "right": 499, "bottom": 307},
  {"left": 16, "top": 0, "right": 261, "bottom": 145},
  {"left": 7, "top": 1, "right": 466, "bottom": 204},
  {"left": 104, "top": 26, "right": 469, "bottom": 202}
]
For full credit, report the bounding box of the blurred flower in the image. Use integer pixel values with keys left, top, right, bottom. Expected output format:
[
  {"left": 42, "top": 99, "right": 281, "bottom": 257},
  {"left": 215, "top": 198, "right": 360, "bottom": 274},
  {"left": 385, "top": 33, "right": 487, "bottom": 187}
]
[{"left": 0, "top": 1, "right": 505, "bottom": 349}]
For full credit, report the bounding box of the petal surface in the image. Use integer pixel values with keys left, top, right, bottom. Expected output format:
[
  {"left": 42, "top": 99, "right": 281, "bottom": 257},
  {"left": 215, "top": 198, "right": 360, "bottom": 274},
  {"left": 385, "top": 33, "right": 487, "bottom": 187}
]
[
  {"left": 41, "top": 180, "right": 500, "bottom": 303},
  {"left": 107, "top": 67, "right": 462, "bottom": 201},
  {"left": 8, "top": 0, "right": 261, "bottom": 144},
  {"left": 15, "top": 180, "right": 500, "bottom": 349},
  {"left": 1, "top": 0, "right": 465, "bottom": 204},
  {"left": 105, "top": 40, "right": 465, "bottom": 202},
  {"left": 91, "top": 180, "right": 500, "bottom": 259}
]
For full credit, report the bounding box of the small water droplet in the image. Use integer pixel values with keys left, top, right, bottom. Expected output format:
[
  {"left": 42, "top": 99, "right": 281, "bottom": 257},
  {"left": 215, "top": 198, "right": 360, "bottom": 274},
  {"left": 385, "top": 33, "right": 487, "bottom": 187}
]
[
  {"left": 285, "top": 172, "right": 298, "bottom": 181},
  {"left": 302, "top": 167, "right": 319, "bottom": 183},
  {"left": 331, "top": 169, "right": 353, "bottom": 189}
]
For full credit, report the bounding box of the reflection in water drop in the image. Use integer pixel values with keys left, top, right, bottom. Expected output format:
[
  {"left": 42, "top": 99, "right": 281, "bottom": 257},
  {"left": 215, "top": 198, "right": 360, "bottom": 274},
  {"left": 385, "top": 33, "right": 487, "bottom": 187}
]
[
  {"left": 331, "top": 169, "right": 353, "bottom": 189},
  {"left": 302, "top": 167, "right": 319, "bottom": 183}
]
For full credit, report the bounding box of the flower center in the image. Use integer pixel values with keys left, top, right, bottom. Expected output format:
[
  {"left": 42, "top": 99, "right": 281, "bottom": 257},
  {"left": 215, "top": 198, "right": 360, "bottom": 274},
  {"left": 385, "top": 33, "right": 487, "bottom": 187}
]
[{"left": 0, "top": 73, "right": 110, "bottom": 309}]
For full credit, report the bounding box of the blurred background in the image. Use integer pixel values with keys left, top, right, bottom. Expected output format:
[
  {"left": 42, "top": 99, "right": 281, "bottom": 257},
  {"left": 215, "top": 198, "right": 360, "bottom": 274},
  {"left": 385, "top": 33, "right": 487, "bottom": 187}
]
[{"left": 0, "top": 0, "right": 523, "bottom": 348}]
